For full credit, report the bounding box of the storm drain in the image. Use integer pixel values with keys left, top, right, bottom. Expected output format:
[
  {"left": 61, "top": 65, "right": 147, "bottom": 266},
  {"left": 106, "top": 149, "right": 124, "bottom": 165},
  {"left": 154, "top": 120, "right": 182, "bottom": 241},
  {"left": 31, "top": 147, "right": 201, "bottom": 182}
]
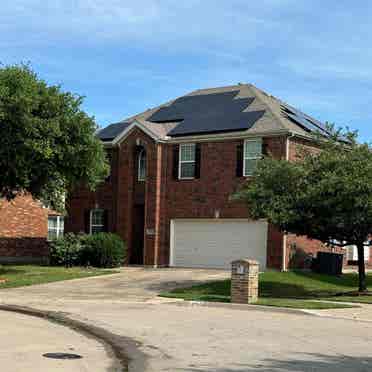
[{"left": 43, "top": 353, "right": 82, "bottom": 360}]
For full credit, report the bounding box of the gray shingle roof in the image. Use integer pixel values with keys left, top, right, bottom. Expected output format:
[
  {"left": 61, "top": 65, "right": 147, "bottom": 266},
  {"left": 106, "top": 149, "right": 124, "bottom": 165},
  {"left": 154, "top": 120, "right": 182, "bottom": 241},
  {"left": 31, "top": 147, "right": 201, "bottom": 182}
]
[{"left": 98, "top": 84, "right": 327, "bottom": 142}]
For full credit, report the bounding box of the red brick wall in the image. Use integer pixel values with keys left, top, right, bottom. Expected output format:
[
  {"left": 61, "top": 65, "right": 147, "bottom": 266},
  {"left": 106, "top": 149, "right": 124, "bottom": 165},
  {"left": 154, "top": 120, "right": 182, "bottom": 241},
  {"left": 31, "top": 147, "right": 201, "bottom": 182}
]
[
  {"left": 65, "top": 128, "right": 159, "bottom": 265},
  {"left": 67, "top": 131, "right": 344, "bottom": 270},
  {"left": 66, "top": 133, "right": 288, "bottom": 268},
  {"left": 285, "top": 234, "right": 346, "bottom": 269},
  {"left": 0, "top": 194, "right": 50, "bottom": 262},
  {"left": 284, "top": 137, "right": 346, "bottom": 269},
  {"left": 156, "top": 136, "right": 287, "bottom": 267}
]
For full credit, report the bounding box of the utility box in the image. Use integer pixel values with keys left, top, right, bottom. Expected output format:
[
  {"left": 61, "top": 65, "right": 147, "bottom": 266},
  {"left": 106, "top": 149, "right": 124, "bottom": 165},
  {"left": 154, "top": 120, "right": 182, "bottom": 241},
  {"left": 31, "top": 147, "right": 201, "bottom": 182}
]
[
  {"left": 231, "top": 259, "right": 259, "bottom": 304},
  {"left": 312, "top": 252, "right": 344, "bottom": 276}
]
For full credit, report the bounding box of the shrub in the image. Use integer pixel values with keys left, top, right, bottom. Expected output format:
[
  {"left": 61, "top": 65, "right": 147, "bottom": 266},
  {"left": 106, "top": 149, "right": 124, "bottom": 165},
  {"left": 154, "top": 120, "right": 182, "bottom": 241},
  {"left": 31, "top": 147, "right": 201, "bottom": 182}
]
[
  {"left": 81, "top": 233, "right": 126, "bottom": 268},
  {"left": 49, "top": 233, "right": 84, "bottom": 267}
]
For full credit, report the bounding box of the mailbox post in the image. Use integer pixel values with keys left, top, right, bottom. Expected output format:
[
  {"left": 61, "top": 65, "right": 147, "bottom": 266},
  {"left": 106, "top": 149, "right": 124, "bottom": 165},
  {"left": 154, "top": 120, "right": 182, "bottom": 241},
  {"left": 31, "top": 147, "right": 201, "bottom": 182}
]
[{"left": 231, "top": 259, "right": 259, "bottom": 304}]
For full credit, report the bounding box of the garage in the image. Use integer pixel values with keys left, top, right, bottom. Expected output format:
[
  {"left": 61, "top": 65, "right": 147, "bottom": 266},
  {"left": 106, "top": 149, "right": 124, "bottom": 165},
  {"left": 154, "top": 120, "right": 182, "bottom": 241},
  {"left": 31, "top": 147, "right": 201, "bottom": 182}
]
[{"left": 170, "top": 219, "right": 268, "bottom": 269}]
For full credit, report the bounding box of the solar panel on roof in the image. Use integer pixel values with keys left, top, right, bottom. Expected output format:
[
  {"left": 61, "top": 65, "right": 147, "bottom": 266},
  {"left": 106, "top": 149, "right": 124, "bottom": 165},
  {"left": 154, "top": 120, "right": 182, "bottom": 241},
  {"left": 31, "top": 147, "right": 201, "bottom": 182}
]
[
  {"left": 148, "top": 91, "right": 261, "bottom": 136},
  {"left": 303, "top": 114, "right": 331, "bottom": 134},
  {"left": 286, "top": 113, "right": 321, "bottom": 133},
  {"left": 281, "top": 103, "right": 329, "bottom": 136},
  {"left": 97, "top": 122, "right": 131, "bottom": 141}
]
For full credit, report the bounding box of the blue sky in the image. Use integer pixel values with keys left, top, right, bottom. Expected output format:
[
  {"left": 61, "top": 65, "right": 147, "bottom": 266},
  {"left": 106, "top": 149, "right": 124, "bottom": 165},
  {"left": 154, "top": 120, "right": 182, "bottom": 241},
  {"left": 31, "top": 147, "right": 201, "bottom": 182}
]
[{"left": 2, "top": 1, "right": 372, "bottom": 141}]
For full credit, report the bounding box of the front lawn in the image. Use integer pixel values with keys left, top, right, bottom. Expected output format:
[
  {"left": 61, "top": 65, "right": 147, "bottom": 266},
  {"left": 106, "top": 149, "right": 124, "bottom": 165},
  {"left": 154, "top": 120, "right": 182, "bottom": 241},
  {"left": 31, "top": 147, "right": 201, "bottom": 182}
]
[
  {"left": 160, "top": 271, "right": 372, "bottom": 309},
  {"left": 0, "top": 265, "right": 119, "bottom": 289}
]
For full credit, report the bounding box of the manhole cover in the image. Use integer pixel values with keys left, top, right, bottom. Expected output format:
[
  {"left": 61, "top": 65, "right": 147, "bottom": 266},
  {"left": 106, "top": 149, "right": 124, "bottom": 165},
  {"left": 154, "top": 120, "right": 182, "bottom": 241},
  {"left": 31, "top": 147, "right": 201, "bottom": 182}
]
[{"left": 43, "top": 353, "right": 82, "bottom": 360}]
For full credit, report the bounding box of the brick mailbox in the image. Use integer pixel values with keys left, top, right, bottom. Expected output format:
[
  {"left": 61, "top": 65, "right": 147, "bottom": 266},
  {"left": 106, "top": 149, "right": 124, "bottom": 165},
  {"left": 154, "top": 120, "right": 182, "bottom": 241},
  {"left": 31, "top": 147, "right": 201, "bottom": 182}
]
[{"left": 231, "top": 259, "right": 259, "bottom": 304}]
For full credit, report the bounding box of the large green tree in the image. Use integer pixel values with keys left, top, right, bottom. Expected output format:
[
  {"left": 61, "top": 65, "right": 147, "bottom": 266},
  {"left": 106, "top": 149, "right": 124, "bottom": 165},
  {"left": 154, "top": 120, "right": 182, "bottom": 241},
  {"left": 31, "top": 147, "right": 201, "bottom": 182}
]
[
  {"left": 0, "top": 64, "right": 109, "bottom": 211},
  {"left": 235, "top": 128, "right": 371, "bottom": 292}
]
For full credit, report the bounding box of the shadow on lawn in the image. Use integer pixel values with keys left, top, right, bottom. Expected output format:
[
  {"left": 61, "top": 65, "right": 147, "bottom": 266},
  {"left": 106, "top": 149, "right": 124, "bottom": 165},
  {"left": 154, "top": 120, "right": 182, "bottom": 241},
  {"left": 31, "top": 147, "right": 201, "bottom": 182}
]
[
  {"left": 146, "top": 279, "right": 229, "bottom": 294},
  {"left": 260, "top": 271, "right": 372, "bottom": 299},
  {"left": 259, "top": 280, "right": 323, "bottom": 299},
  {"left": 294, "top": 270, "right": 363, "bottom": 287},
  {"left": 178, "top": 353, "right": 372, "bottom": 372},
  {"left": 0, "top": 266, "right": 28, "bottom": 276}
]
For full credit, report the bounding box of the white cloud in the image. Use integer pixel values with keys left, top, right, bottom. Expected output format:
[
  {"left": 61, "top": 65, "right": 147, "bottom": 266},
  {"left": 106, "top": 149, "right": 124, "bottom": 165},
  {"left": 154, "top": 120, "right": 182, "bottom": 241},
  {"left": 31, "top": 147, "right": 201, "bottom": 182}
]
[
  {"left": 280, "top": 60, "right": 372, "bottom": 82},
  {"left": 0, "top": 0, "right": 292, "bottom": 48}
]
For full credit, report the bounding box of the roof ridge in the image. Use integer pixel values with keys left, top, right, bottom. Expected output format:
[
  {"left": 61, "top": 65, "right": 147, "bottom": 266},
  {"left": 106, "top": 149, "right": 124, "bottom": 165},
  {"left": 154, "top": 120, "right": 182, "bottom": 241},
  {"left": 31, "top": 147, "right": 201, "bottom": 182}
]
[{"left": 247, "top": 84, "right": 288, "bottom": 131}]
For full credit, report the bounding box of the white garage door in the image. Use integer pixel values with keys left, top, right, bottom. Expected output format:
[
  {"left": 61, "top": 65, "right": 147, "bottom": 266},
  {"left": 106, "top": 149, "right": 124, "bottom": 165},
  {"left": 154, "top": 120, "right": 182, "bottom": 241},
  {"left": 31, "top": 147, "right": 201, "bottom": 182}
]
[{"left": 170, "top": 219, "right": 268, "bottom": 269}]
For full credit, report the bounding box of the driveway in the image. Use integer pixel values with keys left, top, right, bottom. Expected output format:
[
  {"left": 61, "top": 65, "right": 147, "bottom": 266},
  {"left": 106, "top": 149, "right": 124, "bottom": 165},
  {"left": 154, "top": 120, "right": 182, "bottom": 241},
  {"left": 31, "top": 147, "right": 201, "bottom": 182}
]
[
  {"left": 1, "top": 268, "right": 372, "bottom": 372},
  {"left": 0, "top": 267, "right": 229, "bottom": 304}
]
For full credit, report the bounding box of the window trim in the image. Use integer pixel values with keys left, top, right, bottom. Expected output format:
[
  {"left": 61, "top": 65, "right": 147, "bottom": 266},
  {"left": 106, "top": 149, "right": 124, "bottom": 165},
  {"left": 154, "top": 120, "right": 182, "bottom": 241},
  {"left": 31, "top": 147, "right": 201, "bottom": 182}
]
[
  {"left": 137, "top": 148, "right": 146, "bottom": 182},
  {"left": 90, "top": 209, "right": 105, "bottom": 235},
  {"left": 243, "top": 138, "right": 262, "bottom": 177},
  {"left": 47, "top": 215, "right": 64, "bottom": 241},
  {"left": 178, "top": 143, "right": 196, "bottom": 180}
]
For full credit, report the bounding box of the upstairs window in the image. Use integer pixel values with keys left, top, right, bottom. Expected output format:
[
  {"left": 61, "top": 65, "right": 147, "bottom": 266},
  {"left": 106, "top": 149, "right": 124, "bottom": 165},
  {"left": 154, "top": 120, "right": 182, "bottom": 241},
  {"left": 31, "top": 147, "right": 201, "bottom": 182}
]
[
  {"left": 179, "top": 143, "right": 196, "bottom": 179},
  {"left": 138, "top": 148, "right": 146, "bottom": 181},
  {"left": 47, "top": 216, "right": 64, "bottom": 241},
  {"left": 105, "top": 150, "right": 113, "bottom": 182},
  {"left": 90, "top": 209, "right": 105, "bottom": 234},
  {"left": 243, "top": 139, "right": 262, "bottom": 176}
]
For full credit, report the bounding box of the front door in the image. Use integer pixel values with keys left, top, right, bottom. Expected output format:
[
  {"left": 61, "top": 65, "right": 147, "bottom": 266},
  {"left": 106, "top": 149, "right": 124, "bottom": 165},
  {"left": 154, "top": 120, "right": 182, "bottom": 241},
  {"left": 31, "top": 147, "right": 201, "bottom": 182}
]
[{"left": 130, "top": 204, "right": 145, "bottom": 264}]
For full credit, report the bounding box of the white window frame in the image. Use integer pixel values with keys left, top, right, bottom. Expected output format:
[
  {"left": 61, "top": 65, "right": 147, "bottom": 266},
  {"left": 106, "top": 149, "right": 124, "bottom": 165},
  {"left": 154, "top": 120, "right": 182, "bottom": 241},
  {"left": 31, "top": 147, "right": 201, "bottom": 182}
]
[
  {"left": 90, "top": 209, "right": 105, "bottom": 235},
  {"left": 243, "top": 138, "right": 262, "bottom": 177},
  {"left": 47, "top": 215, "right": 64, "bottom": 241},
  {"left": 179, "top": 143, "right": 196, "bottom": 180},
  {"left": 137, "top": 148, "right": 146, "bottom": 181}
]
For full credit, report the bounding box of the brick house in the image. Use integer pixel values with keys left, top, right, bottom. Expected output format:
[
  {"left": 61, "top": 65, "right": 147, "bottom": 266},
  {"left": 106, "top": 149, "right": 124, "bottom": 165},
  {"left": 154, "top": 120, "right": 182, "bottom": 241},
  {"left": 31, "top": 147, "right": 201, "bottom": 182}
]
[
  {"left": 66, "top": 84, "right": 367, "bottom": 270},
  {"left": 0, "top": 194, "right": 64, "bottom": 263}
]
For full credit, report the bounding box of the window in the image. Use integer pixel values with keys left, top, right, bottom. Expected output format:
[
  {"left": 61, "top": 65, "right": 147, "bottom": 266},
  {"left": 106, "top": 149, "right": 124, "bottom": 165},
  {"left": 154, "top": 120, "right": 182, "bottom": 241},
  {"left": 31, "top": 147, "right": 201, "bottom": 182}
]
[
  {"left": 90, "top": 209, "right": 105, "bottom": 234},
  {"left": 138, "top": 148, "right": 146, "bottom": 181},
  {"left": 105, "top": 150, "right": 113, "bottom": 182},
  {"left": 243, "top": 139, "right": 262, "bottom": 176},
  {"left": 47, "top": 216, "right": 64, "bottom": 241},
  {"left": 179, "top": 143, "right": 196, "bottom": 179}
]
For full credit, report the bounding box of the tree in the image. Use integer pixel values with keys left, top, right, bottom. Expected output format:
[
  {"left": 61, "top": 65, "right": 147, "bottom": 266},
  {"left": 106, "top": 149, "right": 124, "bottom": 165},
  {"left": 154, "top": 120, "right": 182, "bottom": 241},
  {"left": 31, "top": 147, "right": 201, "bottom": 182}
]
[
  {"left": 0, "top": 64, "right": 109, "bottom": 211},
  {"left": 234, "top": 127, "right": 371, "bottom": 292}
]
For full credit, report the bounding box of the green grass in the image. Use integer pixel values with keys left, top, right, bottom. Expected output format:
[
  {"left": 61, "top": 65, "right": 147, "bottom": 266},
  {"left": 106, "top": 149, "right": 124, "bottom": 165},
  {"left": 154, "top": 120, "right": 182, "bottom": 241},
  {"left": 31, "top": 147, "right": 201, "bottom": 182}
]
[
  {"left": 160, "top": 271, "right": 372, "bottom": 309},
  {"left": 0, "top": 265, "right": 119, "bottom": 289}
]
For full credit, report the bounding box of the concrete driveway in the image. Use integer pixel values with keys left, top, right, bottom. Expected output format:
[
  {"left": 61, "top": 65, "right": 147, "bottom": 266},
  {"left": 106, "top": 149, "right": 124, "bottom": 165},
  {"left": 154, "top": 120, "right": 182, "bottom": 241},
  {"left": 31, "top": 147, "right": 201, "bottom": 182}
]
[
  {"left": 1, "top": 267, "right": 372, "bottom": 372},
  {"left": 0, "top": 267, "right": 229, "bottom": 303}
]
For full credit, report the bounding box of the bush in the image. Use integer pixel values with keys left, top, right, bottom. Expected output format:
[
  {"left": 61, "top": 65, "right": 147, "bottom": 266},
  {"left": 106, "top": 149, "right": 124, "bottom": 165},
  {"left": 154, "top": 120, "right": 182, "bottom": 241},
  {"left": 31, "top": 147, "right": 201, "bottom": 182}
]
[
  {"left": 49, "top": 233, "right": 84, "bottom": 267},
  {"left": 49, "top": 232, "right": 126, "bottom": 268},
  {"left": 80, "top": 233, "right": 126, "bottom": 268}
]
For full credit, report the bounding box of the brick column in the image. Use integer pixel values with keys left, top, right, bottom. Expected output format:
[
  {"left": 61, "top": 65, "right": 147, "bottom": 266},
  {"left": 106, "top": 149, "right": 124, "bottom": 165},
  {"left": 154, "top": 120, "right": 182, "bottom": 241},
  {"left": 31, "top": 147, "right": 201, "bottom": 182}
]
[{"left": 231, "top": 259, "right": 259, "bottom": 304}]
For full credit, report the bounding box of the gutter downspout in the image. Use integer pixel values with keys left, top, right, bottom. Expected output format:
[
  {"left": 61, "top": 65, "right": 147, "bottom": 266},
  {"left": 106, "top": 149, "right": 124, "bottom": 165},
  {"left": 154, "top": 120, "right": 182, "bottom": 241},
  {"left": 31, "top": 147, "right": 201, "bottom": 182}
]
[{"left": 282, "top": 133, "right": 295, "bottom": 271}]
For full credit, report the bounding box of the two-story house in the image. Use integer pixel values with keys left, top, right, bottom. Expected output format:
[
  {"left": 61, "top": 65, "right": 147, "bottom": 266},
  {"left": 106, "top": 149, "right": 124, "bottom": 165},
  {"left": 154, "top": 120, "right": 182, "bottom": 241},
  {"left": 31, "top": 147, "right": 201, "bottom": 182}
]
[{"left": 65, "top": 84, "right": 355, "bottom": 270}]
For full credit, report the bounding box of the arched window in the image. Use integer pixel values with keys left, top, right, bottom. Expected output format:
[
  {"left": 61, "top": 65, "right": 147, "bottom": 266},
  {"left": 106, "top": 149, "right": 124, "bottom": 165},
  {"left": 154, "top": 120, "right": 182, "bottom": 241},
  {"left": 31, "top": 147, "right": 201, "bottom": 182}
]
[{"left": 138, "top": 148, "right": 146, "bottom": 181}]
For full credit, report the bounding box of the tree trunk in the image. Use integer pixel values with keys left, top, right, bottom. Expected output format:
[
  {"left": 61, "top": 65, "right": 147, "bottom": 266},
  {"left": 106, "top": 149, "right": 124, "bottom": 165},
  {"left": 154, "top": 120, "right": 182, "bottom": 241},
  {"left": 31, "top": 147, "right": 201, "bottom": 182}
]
[{"left": 357, "top": 242, "right": 367, "bottom": 292}]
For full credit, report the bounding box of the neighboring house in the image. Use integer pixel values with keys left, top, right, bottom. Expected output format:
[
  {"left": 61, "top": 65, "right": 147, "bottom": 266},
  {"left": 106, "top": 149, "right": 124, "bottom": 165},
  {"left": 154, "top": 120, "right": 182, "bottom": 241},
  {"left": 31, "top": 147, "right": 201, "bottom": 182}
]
[
  {"left": 0, "top": 194, "right": 64, "bottom": 263},
  {"left": 66, "top": 84, "right": 369, "bottom": 270}
]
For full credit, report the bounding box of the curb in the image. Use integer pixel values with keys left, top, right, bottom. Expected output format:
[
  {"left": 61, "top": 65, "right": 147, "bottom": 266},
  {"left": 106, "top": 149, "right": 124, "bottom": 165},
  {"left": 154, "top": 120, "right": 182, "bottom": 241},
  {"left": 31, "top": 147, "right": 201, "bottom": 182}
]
[
  {"left": 304, "top": 310, "right": 372, "bottom": 324},
  {"left": 0, "top": 304, "right": 147, "bottom": 372},
  {"left": 170, "top": 299, "right": 372, "bottom": 325},
  {"left": 170, "top": 299, "right": 320, "bottom": 316}
]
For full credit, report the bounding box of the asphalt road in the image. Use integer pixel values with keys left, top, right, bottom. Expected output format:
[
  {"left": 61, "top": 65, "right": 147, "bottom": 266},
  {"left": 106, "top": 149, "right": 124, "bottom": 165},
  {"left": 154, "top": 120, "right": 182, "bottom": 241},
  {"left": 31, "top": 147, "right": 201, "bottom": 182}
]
[
  {"left": 0, "top": 310, "right": 114, "bottom": 372},
  {"left": 1, "top": 268, "right": 372, "bottom": 371}
]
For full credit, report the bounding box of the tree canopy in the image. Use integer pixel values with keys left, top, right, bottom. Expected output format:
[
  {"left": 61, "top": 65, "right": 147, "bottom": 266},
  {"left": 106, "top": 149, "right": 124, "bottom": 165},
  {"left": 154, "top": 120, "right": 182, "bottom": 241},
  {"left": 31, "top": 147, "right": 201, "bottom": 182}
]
[
  {"left": 234, "top": 128, "right": 372, "bottom": 292},
  {"left": 0, "top": 64, "right": 109, "bottom": 211}
]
